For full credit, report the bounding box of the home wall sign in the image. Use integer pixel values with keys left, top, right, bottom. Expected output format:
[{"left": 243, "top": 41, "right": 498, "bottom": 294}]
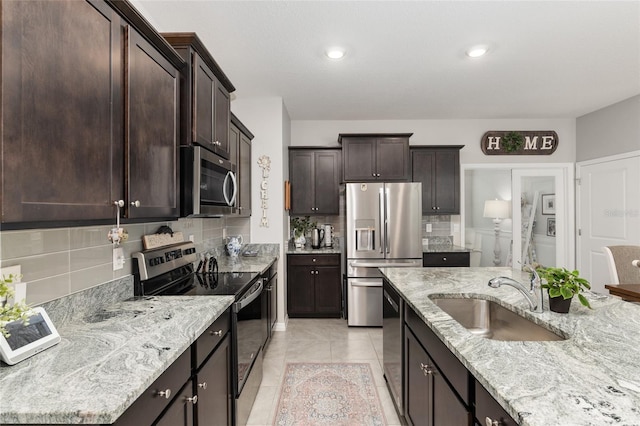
[
  {"left": 257, "top": 155, "right": 271, "bottom": 228},
  {"left": 481, "top": 131, "right": 558, "bottom": 155}
]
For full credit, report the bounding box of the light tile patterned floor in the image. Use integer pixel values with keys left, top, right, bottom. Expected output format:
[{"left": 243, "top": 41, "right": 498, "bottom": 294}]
[{"left": 247, "top": 318, "right": 402, "bottom": 426}]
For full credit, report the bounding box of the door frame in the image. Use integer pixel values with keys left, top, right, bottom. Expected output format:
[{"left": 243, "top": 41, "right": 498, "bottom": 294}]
[{"left": 461, "top": 163, "right": 575, "bottom": 269}]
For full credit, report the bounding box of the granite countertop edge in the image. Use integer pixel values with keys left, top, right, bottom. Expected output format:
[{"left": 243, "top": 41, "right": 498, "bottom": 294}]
[
  {"left": 0, "top": 295, "right": 235, "bottom": 424},
  {"left": 381, "top": 266, "right": 640, "bottom": 426}
]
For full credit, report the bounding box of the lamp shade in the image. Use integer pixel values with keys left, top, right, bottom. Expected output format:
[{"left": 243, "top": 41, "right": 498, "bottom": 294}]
[{"left": 483, "top": 199, "right": 510, "bottom": 219}]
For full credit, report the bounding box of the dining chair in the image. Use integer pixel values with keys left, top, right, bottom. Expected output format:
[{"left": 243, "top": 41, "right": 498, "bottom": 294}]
[{"left": 603, "top": 245, "right": 640, "bottom": 284}]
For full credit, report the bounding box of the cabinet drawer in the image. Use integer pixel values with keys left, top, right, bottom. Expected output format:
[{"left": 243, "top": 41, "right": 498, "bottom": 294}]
[
  {"left": 287, "top": 254, "right": 340, "bottom": 266},
  {"left": 194, "top": 308, "right": 231, "bottom": 368},
  {"left": 406, "top": 307, "right": 469, "bottom": 406},
  {"left": 423, "top": 252, "right": 470, "bottom": 267},
  {"left": 475, "top": 380, "right": 517, "bottom": 426},
  {"left": 113, "top": 348, "right": 190, "bottom": 425}
]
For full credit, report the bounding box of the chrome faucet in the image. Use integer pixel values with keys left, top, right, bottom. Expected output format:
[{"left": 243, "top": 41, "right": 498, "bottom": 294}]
[{"left": 488, "top": 265, "right": 544, "bottom": 313}]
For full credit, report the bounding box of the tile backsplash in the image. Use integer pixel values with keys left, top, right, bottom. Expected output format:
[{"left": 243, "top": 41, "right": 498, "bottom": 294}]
[{"left": 0, "top": 216, "right": 250, "bottom": 305}]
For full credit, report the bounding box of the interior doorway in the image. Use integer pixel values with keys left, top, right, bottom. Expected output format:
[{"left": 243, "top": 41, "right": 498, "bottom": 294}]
[{"left": 462, "top": 164, "right": 574, "bottom": 270}]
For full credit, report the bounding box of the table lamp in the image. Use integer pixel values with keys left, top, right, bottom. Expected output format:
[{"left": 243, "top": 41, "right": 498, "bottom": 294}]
[{"left": 483, "top": 199, "right": 510, "bottom": 266}]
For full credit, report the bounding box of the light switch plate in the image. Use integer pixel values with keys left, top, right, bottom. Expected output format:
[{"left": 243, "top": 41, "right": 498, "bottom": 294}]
[
  {"left": 426, "top": 223, "right": 432, "bottom": 233},
  {"left": 113, "top": 247, "right": 125, "bottom": 271}
]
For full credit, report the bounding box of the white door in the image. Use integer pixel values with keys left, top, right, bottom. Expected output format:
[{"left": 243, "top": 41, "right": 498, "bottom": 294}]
[
  {"left": 511, "top": 168, "right": 572, "bottom": 269},
  {"left": 577, "top": 153, "right": 640, "bottom": 294}
]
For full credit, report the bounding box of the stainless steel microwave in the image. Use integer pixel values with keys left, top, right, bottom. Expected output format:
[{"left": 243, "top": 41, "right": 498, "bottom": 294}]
[{"left": 181, "top": 146, "right": 237, "bottom": 217}]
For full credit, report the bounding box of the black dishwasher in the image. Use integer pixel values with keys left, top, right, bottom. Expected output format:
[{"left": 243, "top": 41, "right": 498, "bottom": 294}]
[
  {"left": 383, "top": 279, "right": 404, "bottom": 416},
  {"left": 262, "top": 261, "right": 278, "bottom": 349}
]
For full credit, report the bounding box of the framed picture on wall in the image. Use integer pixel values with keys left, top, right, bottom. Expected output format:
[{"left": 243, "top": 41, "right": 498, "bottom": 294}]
[
  {"left": 542, "top": 194, "right": 556, "bottom": 215},
  {"left": 547, "top": 218, "right": 556, "bottom": 237}
]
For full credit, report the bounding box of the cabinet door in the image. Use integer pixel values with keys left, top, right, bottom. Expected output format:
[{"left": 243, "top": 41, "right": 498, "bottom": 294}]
[
  {"left": 412, "top": 149, "right": 436, "bottom": 214},
  {"left": 314, "top": 266, "right": 342, "bottom": 316},
  {"left": 1, "top": 0, "right": 123, "bottom": 223},
  {"left": 405, "top": 327, "right": 431, "bottom": 426},
  {"left": 196, "top": 334, "right": 232, "bottom": 426},
  {"left": 433, "top": 150, "right": 460, "bottom": 214},
  {"left": 475, "top": 380, "right": 517, "bottom": 426},
  {"left": 376, "top": 138, "right": 410, "bottom": 181},
  {"left": 287, "top": 264, "right": 316, "bottom": 316},
  {"left": 289, "top": 150, "right": 315, "bottom": 214},
  {"left": 342, "top": 138, "right": 376, "bottom": 182},
  {"left": 213, "top": 81, "right": 231, "bottom": 159},
  {"left": 433, "top": 365, "right": 470, "bottom": 426},
  {"left": 126, "top": 27, "right": 179, "bottom": 219},
  {"left": 314, "top": 150, "right": 341, "bottom": 214},
  {"left": 193, "top": 54, "right": 216, "bottom": 149},
  {"left": 237, "top": 132, "right": 252, "bottom": 216},
  {"left": 155, "top": 380, "right": 195, "bottom": 426}
]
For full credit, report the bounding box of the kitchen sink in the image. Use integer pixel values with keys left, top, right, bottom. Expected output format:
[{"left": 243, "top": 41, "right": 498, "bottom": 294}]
[{"left": 430, "top": 296, "right": 566, "bottom": 341}]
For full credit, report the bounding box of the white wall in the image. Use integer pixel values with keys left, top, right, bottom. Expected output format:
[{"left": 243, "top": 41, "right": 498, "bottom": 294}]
[
  {"left": 231, "top": 97, "right": 290, "bottom": 330},
  {"left": 291, "top": 118, "right": 576, "bottom": 164},
  {"left": 576, "top": 95, "right": 640, "bottom": 162}
]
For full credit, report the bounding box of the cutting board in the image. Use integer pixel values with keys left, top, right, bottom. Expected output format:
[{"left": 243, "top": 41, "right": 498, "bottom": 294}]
[{"left": 142, "top": 232, "right": 184, "bottom": 250}]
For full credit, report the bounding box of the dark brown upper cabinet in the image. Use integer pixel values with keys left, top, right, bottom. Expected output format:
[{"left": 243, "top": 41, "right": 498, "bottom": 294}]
[
  {"left": 411, "top": 146, "right": 464, "bottom": 215},
  {"left": 230, "top": 113, "right": 254, "bottom": 217},
  {"left": 289, "top": 148, "right": 341, "bottom": 215},
  {"left": 162, "top": 33, "right": 236, "bottom": 160},
  {"left": 339, "top": 133, "right": 411, "bottom": 182},
  {"left": 0, "top": 0, "right": 184, "bottom": 227}
]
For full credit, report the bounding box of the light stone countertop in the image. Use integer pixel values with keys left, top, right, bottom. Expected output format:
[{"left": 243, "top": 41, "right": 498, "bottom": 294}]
[
  {"left": 0, "top": 294, "right": 234, "bottom": 424},
  {"left": 422, "top": 244, "right": 471, "bottom": 253},
  {"left": 215, "top": 243, "right": 279, "bottom": 274},
  {"left": 381, "top": 266, "right": 640, "bottom": 426}
]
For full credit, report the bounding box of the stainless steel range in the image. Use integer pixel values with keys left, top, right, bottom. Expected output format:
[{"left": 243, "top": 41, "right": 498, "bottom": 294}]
[{"left": 132, "top": 241, "right": 265, "bottom": 426}]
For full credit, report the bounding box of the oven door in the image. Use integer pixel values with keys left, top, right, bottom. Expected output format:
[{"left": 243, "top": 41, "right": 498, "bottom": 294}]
[{"left": 182, "top": 146, "right": 237, "bottom": 216}]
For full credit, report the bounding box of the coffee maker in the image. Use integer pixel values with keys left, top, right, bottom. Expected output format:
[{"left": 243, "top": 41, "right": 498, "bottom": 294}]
[{"left": 323, "top": 224, "right": 334, "bottom": 247}]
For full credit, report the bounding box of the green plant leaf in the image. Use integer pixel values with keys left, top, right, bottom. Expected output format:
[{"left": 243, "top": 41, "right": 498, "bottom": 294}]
[{"left": 578, "top": 294, "right": 592, "bottom": 309}]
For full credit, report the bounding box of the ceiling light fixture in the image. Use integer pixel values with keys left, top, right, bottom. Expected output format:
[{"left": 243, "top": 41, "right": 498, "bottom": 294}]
[
  {"left": 466, "top": 45, "right": 489, "bottom": 58},
  {"left": 325, "top": 48, "right": 346, "bottom": 60}
]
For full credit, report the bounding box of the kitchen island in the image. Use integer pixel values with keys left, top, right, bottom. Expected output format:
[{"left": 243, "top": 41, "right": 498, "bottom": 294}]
[{"left": 381, "top": 266, "right": 640, "bottom": 425}]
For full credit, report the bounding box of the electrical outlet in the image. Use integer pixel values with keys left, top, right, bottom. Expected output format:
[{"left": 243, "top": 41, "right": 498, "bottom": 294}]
[
  {"left": 426, "top": 223, "right": 432, "bottom": 233},
  {"left": 189, "top": 234, "right": 195, "bottom": 242},
  {"left": 113, "top": 247, "right": 125, "bottom": 271},
  {"left": 422, "top": 238, "right": 429, "bottom": 246}
]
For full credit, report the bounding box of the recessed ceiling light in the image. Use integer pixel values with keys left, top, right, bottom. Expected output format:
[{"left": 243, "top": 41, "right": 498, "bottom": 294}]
[
  {"left": 325, "top": 48, "right": 346, "bottom": 60},
  {"left": 466, "top": 45, "right": 489, "bottom": 58}
]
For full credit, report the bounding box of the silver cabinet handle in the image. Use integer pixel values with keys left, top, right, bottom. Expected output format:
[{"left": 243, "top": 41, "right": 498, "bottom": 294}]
[
  {"left": 312, "top": 258, "right": 316, "bottom": 262},
  {"left": 113, "top": 200, "right": 125, "bottom": 207},
  {"left": 485, "top": 417, "right": 501, "bottom": 426},
  {"left": 130, "top": 200, "right": 140, "bottom": 208},
  {"left": 443, "top": 257, "right": 447, "bottom": 261},
  {"left": 198, "top": 382, "right": 208, "bottom": 390},
  {"left": 210, "top": 329, "right": 223, "bottom": 336},
  {"left": 157, "top": 389, "right": 171, "bottom": 399},
  {"left": 186, "top": 395, "right": 198, "bottom": 405},
  {"left": 420, "top": 362, "right": 434, "bottom": 376}
]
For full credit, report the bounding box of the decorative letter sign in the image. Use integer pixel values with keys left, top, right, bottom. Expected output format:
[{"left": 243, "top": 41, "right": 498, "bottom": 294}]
[
  {"left": 257, "top": 155, "right": 271, "bottom": 227},
  {"left": 481, "top": 131, "right": 558, "bottom": 155}
]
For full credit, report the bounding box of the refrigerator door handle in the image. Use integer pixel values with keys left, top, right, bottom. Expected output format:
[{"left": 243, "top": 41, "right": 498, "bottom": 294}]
[
  {"left": 378, "top": 188, "right": 385, "bottom": 254},
  {"left": 385, "top": 187, "right": 391, "bottom": 255}
]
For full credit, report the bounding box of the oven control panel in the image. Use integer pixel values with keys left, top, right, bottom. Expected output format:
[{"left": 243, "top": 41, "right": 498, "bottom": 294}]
[{"left": 133, "top": 242, "right": 198, "bottom": 281}]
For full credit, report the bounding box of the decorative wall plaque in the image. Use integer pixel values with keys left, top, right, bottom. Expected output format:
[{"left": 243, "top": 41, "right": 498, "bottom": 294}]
[
  {"left": 481, "top": 131, "right": 558, "bottom": 155},
  {"left": 257, "top": 155, "right": 271, "bottom": 227}
]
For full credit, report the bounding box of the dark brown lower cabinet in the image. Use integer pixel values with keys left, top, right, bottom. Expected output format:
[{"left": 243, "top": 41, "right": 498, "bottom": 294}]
[
  {"left": 287, "top": 254, "right": 341, "bottom": 318},
  {"left": 475, "top": 380, "right": 517, "bottom": 426},
  {"left": 155, "top": 380, "right": 196, "bottom": 426},
  {"left": 195, "top": 333, "right": 232, "bottom": 426},
  {"left": 405, "top": 326, "right": 469, "bottom": 426},
  {"left": 423, "top": 252, "right": 470, "bottom": 267},
  {"left": 113, "top": 309, "right": 231, "bottom": 426}
]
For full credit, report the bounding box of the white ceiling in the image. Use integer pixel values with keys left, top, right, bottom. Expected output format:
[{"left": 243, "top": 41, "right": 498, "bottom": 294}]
[{"left": 134, "top": 1, "right": 640, "bottom": 121}]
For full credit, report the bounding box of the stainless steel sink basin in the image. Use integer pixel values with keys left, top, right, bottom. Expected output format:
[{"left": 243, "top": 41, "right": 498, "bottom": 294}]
[{"left": 430, "top": 297, "right": 566, "bottom": 341}]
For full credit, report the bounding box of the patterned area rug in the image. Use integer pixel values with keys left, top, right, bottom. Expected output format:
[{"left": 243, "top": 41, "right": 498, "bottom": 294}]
[{"left": 273, "top": 363, "right": 386, "bottom": 426}]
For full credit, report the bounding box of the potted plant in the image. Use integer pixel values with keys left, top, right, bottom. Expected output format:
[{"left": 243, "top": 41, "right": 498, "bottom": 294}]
[
  {"left": 290, "top": 216, "right": 317, "bottom": 248},
  {"left": 536, "top": 266, "right": 592, "bottom": 313},
  {"left": 0, "top": 274, "right": 30, "bottom": 337}
]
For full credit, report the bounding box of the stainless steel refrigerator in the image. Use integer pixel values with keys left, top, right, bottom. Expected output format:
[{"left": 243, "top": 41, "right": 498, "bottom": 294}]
[{"left": 346, "top": 182, "right": 422, "bottom": 326}]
